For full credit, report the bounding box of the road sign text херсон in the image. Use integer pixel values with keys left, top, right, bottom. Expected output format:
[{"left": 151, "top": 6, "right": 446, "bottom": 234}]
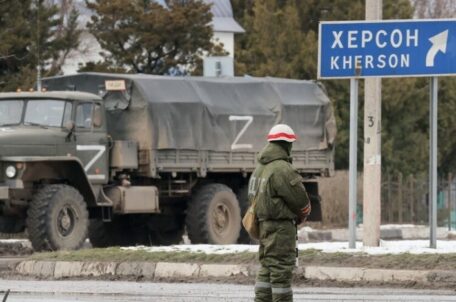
[{"left": 318, "top": 20, "right": 456, "bottom": 78}]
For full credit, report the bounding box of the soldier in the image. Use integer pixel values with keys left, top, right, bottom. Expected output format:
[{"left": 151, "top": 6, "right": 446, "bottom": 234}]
[{"left": 248, "top": 124, "right": 311, "bottom": 302}]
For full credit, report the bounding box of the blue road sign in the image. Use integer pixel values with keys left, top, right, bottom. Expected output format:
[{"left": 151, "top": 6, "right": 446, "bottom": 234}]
[{"left": 318, "top": 19, "right": 456, "bottom": 78}]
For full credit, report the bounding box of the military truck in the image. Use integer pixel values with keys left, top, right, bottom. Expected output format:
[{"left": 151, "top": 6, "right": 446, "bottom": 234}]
[{"left": 0, "top": 73, "right": 335, "bottom": 251}]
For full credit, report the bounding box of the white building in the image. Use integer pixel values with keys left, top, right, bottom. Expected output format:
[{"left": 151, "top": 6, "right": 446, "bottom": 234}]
[
  {"left": 205, "top": 0, "right": 245, "bottom": 57},
  {"left": 61, "top": 0, "right": 244, "bottom": 74}
]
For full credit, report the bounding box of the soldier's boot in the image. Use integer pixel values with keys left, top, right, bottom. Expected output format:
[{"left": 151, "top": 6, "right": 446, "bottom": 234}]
[
  {"left": 255, "top": 282, "right": 272, "bottom": 302},
  {"left": 272, "top": 287, "right": 293, "bottom": 302},
  {"left": 255, "top": 266, "right": 272, "bottom": 302}
]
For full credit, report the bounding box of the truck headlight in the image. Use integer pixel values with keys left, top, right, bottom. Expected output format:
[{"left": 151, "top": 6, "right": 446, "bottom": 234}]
[{"left": 5, "top": 166, "right": 16, "bottom": 178}]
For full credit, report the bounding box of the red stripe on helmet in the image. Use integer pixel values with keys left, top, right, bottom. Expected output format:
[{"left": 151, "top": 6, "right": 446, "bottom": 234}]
[{"left": 267, "top": 132, "right": 297, "bottom": 140}]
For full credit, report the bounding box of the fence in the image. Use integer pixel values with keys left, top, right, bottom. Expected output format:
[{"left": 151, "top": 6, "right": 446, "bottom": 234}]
[
  {"left": 318, "top": 171, "right": 456, "bottom": 228},
  {"left": 381, "top": 172, "right": 454, "bottom": 228}
]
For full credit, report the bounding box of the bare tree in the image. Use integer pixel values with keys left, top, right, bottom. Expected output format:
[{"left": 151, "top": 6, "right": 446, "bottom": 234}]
[
  {"left": 412, "top": 0, "right": 456, "bottom": 18},
  {"left": 45, "top": 0, "right": 81, "bottom": 74}
]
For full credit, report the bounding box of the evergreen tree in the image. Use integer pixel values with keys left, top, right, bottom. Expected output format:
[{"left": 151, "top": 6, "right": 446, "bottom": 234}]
[
  {"left": 437, "top": 77, "right": 456, "bottom": 175},
  {"left": 85, "top": 0, "right": 215, "bottom": 75},
  {"left": 236, "top": 0, "right": 311, "bottom": 78},
  {"left": 0, "top": 0, "right": 80, "bottom": 91}
]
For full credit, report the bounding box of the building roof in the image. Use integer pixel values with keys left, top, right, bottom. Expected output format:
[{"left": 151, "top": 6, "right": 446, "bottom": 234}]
[
  {"left": 204, "top": 0, "right": 245, "bottom": 33},
  {"left": 155, "top": 0, "right": 244, "bottom": 33},
  {"left": 76, "top": 0, "right": 244, "bottom": 33}
]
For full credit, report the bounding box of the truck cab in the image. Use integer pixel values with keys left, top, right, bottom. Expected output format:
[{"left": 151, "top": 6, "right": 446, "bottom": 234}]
[{"left": 0, "top": 91, "right": 109, "bottom": 250}]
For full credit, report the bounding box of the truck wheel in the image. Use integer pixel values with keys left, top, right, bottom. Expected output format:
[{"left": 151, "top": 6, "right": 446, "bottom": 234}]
[
  {"left": 236, "top": 185, "right": 252, "bottom": 244},
  {"left": 89, "top": 218, "right": 136, "bottom": 248},
  {"left": 26, "top": 184, "right": 89, "bottom": 251},
  {"left": 186, "top": 183, "right": 241, "bottom": 244}
]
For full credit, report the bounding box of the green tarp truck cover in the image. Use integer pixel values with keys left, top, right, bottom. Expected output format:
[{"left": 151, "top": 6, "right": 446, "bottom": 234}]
[{"left": 42, "top": 73, "right": 336, "bottom": 152}]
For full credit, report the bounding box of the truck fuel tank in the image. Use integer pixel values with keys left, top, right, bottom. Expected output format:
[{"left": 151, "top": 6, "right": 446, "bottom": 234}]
[{"left": 105, "top": 186, "right": 159, "bottom": 214}]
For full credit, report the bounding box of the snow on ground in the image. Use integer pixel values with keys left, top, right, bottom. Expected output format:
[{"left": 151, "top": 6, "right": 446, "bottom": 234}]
[
  {"left": 296, "top": 240, "right": 456, "bottom": 255},
  {"left": 123, "top": 244, "right": 258, "bottom": 255},
  {"left": 0, "top": 239, "right": 28, "bottom": 243},
  {"left": 378, "top": 224, "right": 417, "bottom": 229},
  {"left": 300, "top": 224, "right": 435, "bottom": 233},
  {"left": 122, "top": 240, "right": 456, "bottom": 255}
]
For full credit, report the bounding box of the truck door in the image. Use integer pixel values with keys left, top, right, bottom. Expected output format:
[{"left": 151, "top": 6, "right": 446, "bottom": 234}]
[{"left": 74, "top": 102, "right": 109, "bottom": 184}]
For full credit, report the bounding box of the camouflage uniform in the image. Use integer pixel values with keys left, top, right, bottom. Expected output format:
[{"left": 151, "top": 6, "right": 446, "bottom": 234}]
[{"left": 248, "top": 142, "right": 310, "bottom": 302}]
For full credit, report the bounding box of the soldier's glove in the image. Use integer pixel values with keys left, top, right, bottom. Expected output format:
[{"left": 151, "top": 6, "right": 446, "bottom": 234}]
[
  {"left": 301, "top": 203, "right": 311, "bottom": 216},
  {"left": 297, "top": 203, "right": 311, "bottom": 224}
]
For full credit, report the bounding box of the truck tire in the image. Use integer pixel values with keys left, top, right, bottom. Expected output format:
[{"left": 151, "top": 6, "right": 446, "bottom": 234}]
[
  {"left": 88, "top": 218, "right": 137, "bottom": 248},
  {"left": 236, "top": 185, "right": 252, "bottom": 244},
  {"left": 186, "top": 183, "right": 241, "bottom": 244},
  {"left": 26, "top": 184, "right": 89, "bottom": 251}
]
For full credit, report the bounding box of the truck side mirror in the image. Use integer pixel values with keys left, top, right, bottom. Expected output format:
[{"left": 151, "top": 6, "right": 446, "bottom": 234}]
[{"left": 93, "top": 104, "right": 103, "bottom": 128}]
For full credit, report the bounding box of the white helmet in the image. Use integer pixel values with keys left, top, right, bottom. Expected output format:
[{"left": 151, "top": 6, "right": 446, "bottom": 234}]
[{"left": 267, "top": 124, "right": 297, "bottom": 142}]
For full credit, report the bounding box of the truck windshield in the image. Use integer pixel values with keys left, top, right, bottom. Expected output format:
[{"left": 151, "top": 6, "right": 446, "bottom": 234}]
[
  {"left": 0, "top": 100, "right": 24, "bottom": 126},
  {"left": 0, "top": 99, "right": 70, "bottom": 127},
  {"left": 24, "top": 100, "right": 67, "bottom": 127}
]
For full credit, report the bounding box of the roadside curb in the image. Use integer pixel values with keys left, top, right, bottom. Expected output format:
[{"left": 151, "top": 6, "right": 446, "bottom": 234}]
[
  {"left": 14, "top": 260, "right": 456, "bottom": 285},
  {"left": 15, "top": 261, "right": 254, "bottom": 279}
]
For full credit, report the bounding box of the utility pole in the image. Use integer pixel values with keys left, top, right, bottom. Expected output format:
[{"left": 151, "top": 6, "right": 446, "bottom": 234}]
[
  {"left": 363, "top": 0, "right": 382, "bottom": 247},
  {"left": 36, "top": 0, "right": 42, "bottom": 92}
]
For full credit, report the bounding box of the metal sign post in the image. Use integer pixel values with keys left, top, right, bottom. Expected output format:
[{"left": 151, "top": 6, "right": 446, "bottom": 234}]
[
  {"left": 348, "top": 78, "right": 359, "bottom": 249},
  {"left": 429, "top": 77, "right": 438, "bottom": 248}
]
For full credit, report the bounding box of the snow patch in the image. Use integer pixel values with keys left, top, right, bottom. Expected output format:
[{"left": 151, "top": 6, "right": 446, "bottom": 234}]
[
  {"left": 122, "top": 244, "right": 259, "bottom": 255},
  {"left": 379, "top": 224, "right": 418, "bottom": 229},
  {"left": 121, "top": 240, "right": 456, "bottom": 255}
]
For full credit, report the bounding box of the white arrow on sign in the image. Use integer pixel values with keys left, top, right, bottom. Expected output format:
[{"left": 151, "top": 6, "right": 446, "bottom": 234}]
[{"left": 426, "top": 30, "right": 448, "bottom": 67}]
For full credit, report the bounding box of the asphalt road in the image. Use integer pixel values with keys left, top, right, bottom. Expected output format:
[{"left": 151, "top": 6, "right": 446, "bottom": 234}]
[{"left": 0, "top": 280, "right": 456, "bottom": 301}]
